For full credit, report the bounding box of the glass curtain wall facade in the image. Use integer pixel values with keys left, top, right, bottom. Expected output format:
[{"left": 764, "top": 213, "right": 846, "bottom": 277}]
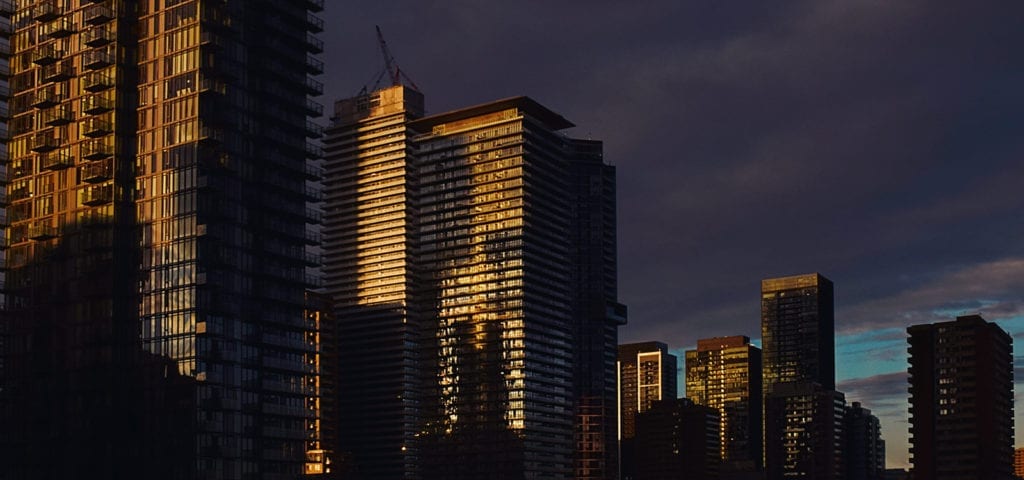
[
  {"left": 685, "top": 335, "right": 762, "bottom": 473},
  {"left": 0, "top": 1, "right": 325, "bottom": 479},
  {"left": 618, "top": 341, "right": 678, "bottom": 480}
]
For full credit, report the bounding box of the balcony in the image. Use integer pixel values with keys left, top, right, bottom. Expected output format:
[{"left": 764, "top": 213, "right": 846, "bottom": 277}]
[
  {"left": 81, "top": 140, "right": 113, "bottom": 160},
  {"left": 305, "top": 121, "right": 323, "bottom": 139},
  {"left": 40, "top": 151, "right": 73, "bottom": 170},
  {"left": 0, "top": 190, "right": 7, "bottom": 206},
  {"left": 41, "top": 105, "right": 74, "bottom": 126},
  {"left": 28, "top": 223, "right": 58, "bottom": 241},
  {"left": 0, "top": 0, "right": 12, "bottom": 15},
  {"left": 30, "top": 132, "right": 60, "bottom": 152},
  {"left": 81, "top": 117, "right": 112, "bottom": 137},
  {"left": 305, "top": 33, "right": 323, "bottom": 53},
  {"left": 304, "top": 77, "right": 323, "bottom": 95},
  {"left": 33, "top": 1, "right": 60, "bottom": 22},
  {"left": 42, "top": 17, "right": 75, "bottom": 39},
  {"left": 82, "top": 49, "right": 114, "bottom": 69},
  {"left": 306, "top": 0, "right": 323, "bottom": 12},
  {"left": 83, "top": 4, "right": 113, "bottom": 25},
  {"left": 305, "top": 13, "right": 323, "bottom": 33},
  {"left": 31, "top": 89, "right": 61, "bottom": 108},
  {"left": 31, "top": 43, "right": 62, "bottom": 65},
  {"left": 82, "top": 26, "right": 113, "bottom": 47},
  {"left": 304, "top": 142, "right": 323, "bottom": 159},
  {"left": 302, "top": 251, "right": 320, "bottom": 266},
  {"left": 0, "top": 103, "right": 7, "bottom": 119},
  {"left": 82, "top": 72, "right": 114, "bottom": 92},
  {"left": 304, "top": 98, "right": 323, "bottom": 117},
  {"left": 0, "top": 38, "right": 9, "bottom": 59},
  {"left": 305, "top": 55, "right": 323, "bottom": 74},
  {"left": 80, "top": 159, "right": 113, "bottom": 183},
  {"left": 304, "top": 185, "right": 322, "bottom": 201},
  {"left": 0, "top": 125, "right": 6, "bottom": 140},
  {"left": 82, "top": 94, "right": 114, "bottom": 114},
  {"left": 305, "top": 207, "right": 322, "bottom": 224},
  {"left": 304, "top": 227, "right": 321, "bottom": 245},
  {"left": 80, "top": 184, "right": 113, "bottom": 206},
  {"left": 41, "top": 61, "right": 75, "bottom": 82}
]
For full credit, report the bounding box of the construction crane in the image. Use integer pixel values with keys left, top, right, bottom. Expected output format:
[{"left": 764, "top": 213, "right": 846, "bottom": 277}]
[{"left": 372, "top": 25, "right": 420, "bottom": 92}]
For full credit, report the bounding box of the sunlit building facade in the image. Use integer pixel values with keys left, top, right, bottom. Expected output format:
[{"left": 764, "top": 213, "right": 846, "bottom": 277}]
[
  {"left": 618, "top": 341, "right": 678, "bottom": 480},
  {"left": 907, "top": 315, "right": 1014, "bottom": 480},
  {"left": 323, "top": 92, "right": 624, "bottom": 479},
  {"left": 322, "top": 85, "right": 425, "bottom": 479},
  {"left": 685, "top": 336, "right": 762, "bottom": 475},
  {"left": 0, "top": 1, "right": 325, "bottom": 479}
]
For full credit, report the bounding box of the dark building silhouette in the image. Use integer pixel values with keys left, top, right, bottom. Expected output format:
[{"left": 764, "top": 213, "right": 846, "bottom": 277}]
[
  {"left": 761, "top": 273, "right": 841, "bottom": 479},
  {"left": 0, "top": 1, "right": 326, "bottom": 478},
  {"left": 907, "top": 315, "right": 1014, "bottom": 480},
  {"left": 619, "top": 341, "right": 678, "bottom": 480},
  {"left": 844, "top": 401, "right": 885, "bottom": 480},
  {"left": 323, "top": 88, "right": 625, "bottom": 479},
  {"left": 634, "top": 398, "right": 720, "bottom": 480},
  {"left": 686, "top": 336, "right": 762, "bottom": 476},
  {"left": 764, "top": 383, "right": 845, "bottom": 480}
]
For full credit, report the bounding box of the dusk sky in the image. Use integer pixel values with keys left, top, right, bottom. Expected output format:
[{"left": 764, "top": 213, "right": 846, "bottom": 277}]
[{"left": 321, "top": 1, "right": 1024, "bottom": 468}]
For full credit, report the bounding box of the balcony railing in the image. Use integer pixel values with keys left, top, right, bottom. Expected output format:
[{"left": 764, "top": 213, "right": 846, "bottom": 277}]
[
  {"left": 82, "top": 72, "right": 114, "bottom": 92},
  {"left": 82, "top": 26, "right": 113, "bottom": 47},
  {"left": 304, "top": 98, "right": 323, "bottom": 117},
  {"left": 41, "top": 17, "right": 75, "bottom": 39},
  {"left": 304, "top": 77, "right": 323, "bottom": 95},
  {"left": 80, "top": 184, "right": 113, "bottom": 206},
  {"left": 80, "top": 159, "right": 113, "bottom": 183},
  {"left": 28, "top": 223, "right": 58, "bottom": 241},
  {"left": 82, "top": 94, "right": 114, "bottom": 114},
  {"left": 305, "top": 55, "right": 323, "bottom": 74},
  {"left": 30, "top": 132, "right": 60, "bottom": 152},
  {"left": 31, "top": 88, "right": 61, "bottom": 108},
  {"left": 31, "top": 43, "right": 63, "bottom": 65},
  {"left": 41, "top": 61, "right": 75, "bottom": 82},
  {"left": 82, "top": 49, "right": 114, "bottom": 70},
  {"left": 42, "top": 105, "right": 74, "bottom": 126},
  {"left": 83, "top": 4, "right": 113, "bottom": 25},
  {"left": 305, "top": 13, "right": 323, "bottom": 32},
  {"left": 305, "top": 33, "right": 323, "bottom": 53},
  {"left": 33, "top": 1, "right": 61, "bottom": 22},
  {"left": 81, "top": 140, "right": 113, "bottom": 160},
  {"left": 40, "top": 151, "right": 73, "bottom": 170}
]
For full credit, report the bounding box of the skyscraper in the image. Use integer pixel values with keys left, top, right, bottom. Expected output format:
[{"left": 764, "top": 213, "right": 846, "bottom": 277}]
[
  {"left": 907, "top": 315, "right": 1014, "bottom": 480},
  {"left": 323, "top": 91, "right": 624, "bottom": 479},
  {"left": 323, "top": 85, "right": 425, "bottom": 479},
  {"left": 760, "top": 273, "right": 840, "bottom": 479},
  {"left": 0, "top": 1, "right": 325, "bottom": 478},
  {"left": 618, "top": 341, "right": 678, "bottom": 480},
  {"left": 685, "top": 336, "right": 762, "bottom": 475},
  {"left": 844, "top": 401, "right": 885, "bottom": 480},
  {"left": 761, "top": 273, "right": 835, "bottom": 392}
]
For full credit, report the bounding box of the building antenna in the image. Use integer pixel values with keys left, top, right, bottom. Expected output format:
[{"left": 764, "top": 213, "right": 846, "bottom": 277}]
[{"left": 372, "top": 25, "right": 420, "bottom": 92}]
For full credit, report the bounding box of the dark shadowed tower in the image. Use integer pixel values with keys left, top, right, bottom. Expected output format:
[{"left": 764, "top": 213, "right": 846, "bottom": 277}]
[
  {"left": 907, "top": 315, "right": 1014, "bottom": 480},
  {"left": 0, "top": 1, "right": 326, "bottom": 478}
]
